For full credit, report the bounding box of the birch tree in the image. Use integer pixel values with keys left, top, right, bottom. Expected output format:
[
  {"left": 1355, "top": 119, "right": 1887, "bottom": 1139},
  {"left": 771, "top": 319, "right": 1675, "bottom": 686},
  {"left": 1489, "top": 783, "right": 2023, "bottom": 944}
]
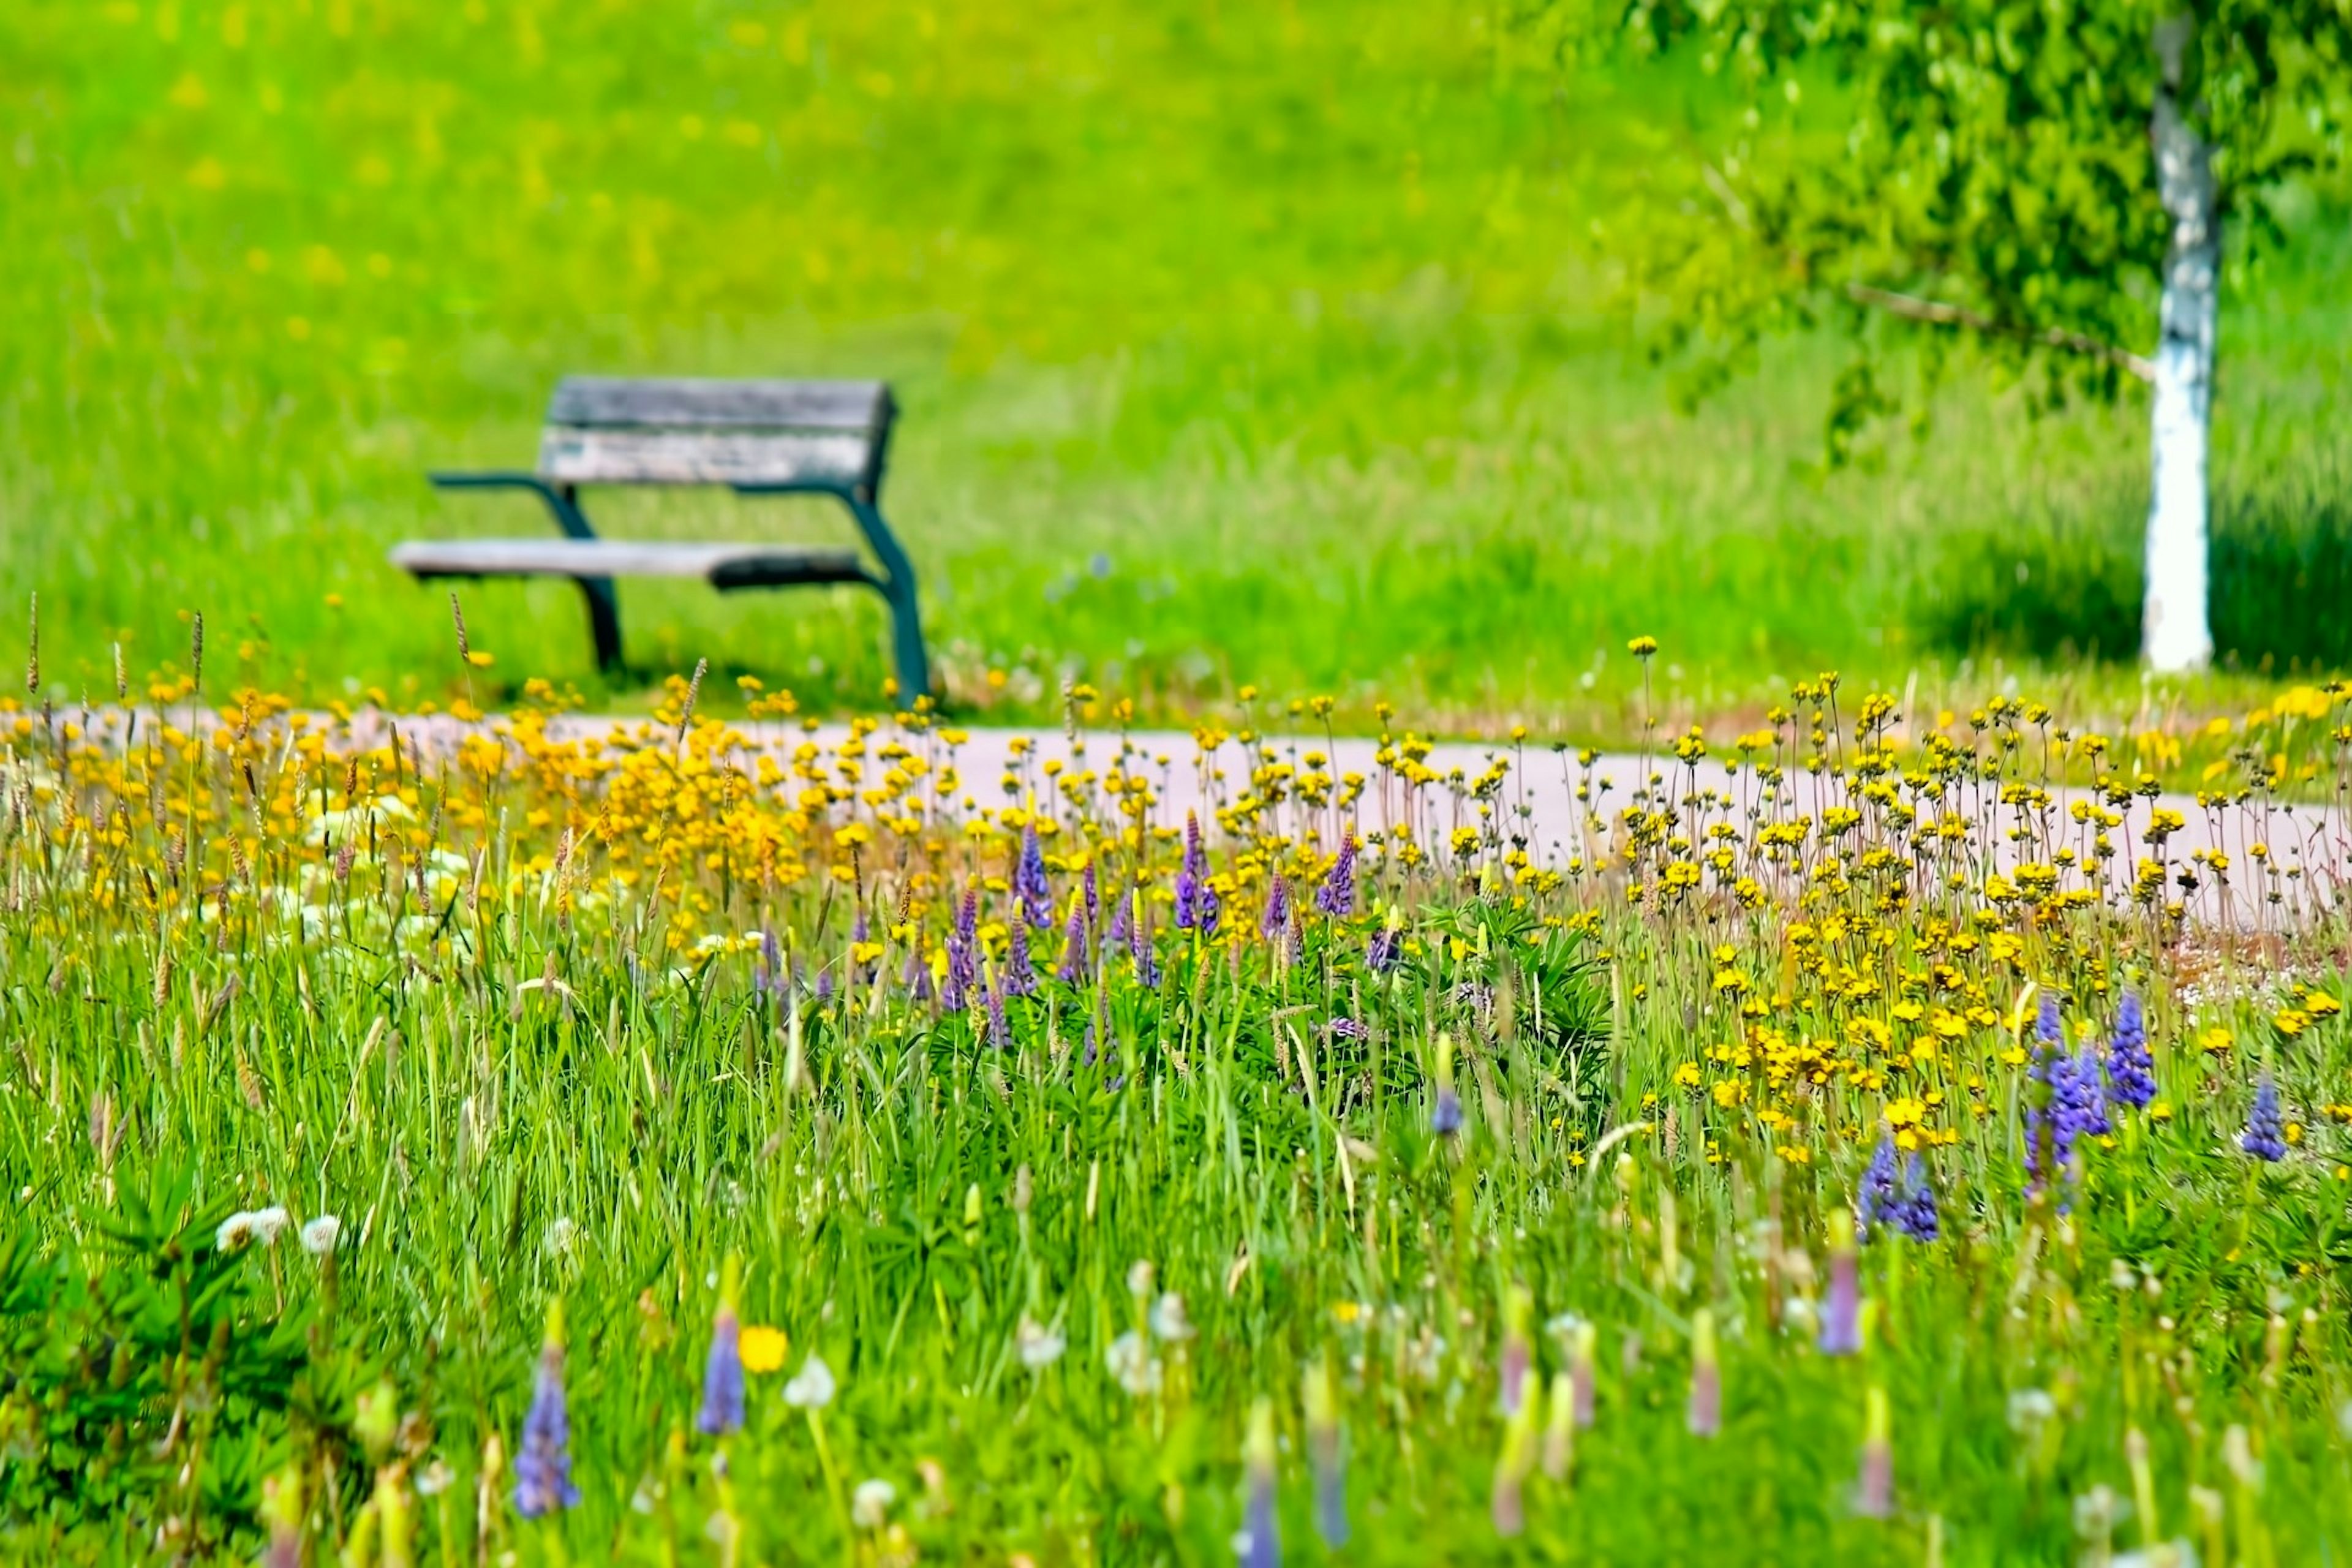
[{"left": 1570, "top": 1, "right": 2351, "bottom": 671}]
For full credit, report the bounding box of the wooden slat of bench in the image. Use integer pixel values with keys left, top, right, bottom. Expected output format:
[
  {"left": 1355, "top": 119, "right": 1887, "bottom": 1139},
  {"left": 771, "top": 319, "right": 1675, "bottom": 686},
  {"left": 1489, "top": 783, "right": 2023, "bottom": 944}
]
[
  {"left": 548, "top": 377, "right": 889, "bottom": 431},
  {"left": 537, "top": 428, "right": 873, "bottom": 488},
  {"left": 391, "top": 539, "right": 871, "bottom": 590}
]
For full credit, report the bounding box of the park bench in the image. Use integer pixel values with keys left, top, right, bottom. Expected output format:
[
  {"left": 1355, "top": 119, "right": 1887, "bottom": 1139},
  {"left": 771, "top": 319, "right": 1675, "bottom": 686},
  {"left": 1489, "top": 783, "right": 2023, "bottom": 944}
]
[{"left": 392, "top": 376, "right": 931, "bottom": 699}]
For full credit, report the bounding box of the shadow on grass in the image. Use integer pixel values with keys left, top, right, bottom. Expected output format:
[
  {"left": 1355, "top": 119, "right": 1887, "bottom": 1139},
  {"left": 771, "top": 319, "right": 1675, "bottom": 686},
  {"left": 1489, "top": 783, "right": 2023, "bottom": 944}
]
[{"left": 1912, "top": 478, "right": 2352, "bottom": 674}]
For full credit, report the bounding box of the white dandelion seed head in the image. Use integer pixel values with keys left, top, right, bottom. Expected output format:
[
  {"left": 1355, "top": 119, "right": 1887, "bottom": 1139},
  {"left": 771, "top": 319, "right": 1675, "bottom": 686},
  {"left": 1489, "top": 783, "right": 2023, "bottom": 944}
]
[
  {"left": 1148, "top": 1291, "right": 1194, "bottom": 1343},
  {"left": 851, "top": 1479, "right": 896, "bottom": 1528},
  {"left": 783, "top": 1352, "right": 836, "bottom": 1409},
  {"left": 1105, "top": 1330, "right": 1163, "bottom": 1396},
  {"left": 300, "top": 1215, "right": 342, "bottom": 1256},
  {"left": 1016, "top": 1315, "right": 1067, "bottom": 1370}
]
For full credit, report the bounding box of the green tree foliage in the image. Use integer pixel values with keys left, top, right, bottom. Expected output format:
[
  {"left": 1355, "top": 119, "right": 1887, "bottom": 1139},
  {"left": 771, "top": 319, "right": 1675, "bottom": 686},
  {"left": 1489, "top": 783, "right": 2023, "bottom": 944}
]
[{"left": 1565, "top": 0, "right": 2352, "bottom": 457}]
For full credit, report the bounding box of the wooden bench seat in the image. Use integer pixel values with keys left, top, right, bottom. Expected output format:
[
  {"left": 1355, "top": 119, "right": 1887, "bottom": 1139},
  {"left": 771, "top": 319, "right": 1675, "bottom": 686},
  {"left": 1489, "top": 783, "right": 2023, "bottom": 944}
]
[
  {"left": 394, "top": 376, "right": 931, "bottom": 700},
  {"left": 390, "top": 539, "right": 872, "bottom": 591}
]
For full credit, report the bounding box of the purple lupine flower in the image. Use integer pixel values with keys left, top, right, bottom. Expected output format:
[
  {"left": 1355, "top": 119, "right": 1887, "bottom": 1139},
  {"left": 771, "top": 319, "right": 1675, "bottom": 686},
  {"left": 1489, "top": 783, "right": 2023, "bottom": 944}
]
[
  {"left": 942, "top": 888, "right": 980, "bottom": 1010},
  {"left": 1016, "top": 820, "right": 1054, "bottom": 929},
  {"left": 1197, "top": 877, "right": 1222, "bottom": 939},
  {"left": 2073, "top": 1048, "right": 2111, "bottom": 1138},
  {"left": 1314, "top": 836, "right": 1357, "bottom": 918},
  {"left": 986, "top": 984, "right": 1011, "bottom": 1049},
  {"left": 1106, "top": 886, "right": 1131, "bottom": 950},
  {"left": 1895, "top": 1155, "right": 1940, "bottom": 1242},
  {"left": 851, "top": 905, "right": 870, "bottom": 944},
  {"left": 1819, "top": 1210, "right": 1861, "bottom": 1355},
  {"left": 1055, "top": 903, "right": 1088, "bottom": 984},
  {"left": 755, "top": 927, "right": 786, "bottom": 1006},
  {"left": 1687, "top": 1309, "right": 1721, "bottom": 1438},
  {"left": 1569, "top": 1322, "right": 1597, "bottom": 1428},
  {"left": 902, "top": 946, "right": 933, "bottom": 1003},
  {"left": 1242, "top": 1401, "right": 1280, "bottom": 1568},
  {"left": 2242, "top": 1074, "right": 2288, "bottom": 1161},
  {"left": 1082, "top": 861, "right": 1100, "bottom": 931},
  {"left": 1366, "top": 924, "right": 1402, "bottom": 973},
  {"left": 2025, "top": 998, "right": 2094, "bottom": 1200},
  {"left": 1002, "top": 918, "right": 1039, "bottom": 998},
  {"left": 1129, "top": 898, "right": 1161, "bottom": 990},
  {"left": 1431, "top": 1086, "right": 1462, "bottom": 1136},
  {"left": 1856, "top": 1133, "right": 1901, "bottom": 1241},
  {"left": 1311, "top": 1429, "right": 1348, "bottom": 1549},
  {"left": 2036, "top": 991, "right": 2063, "bottom": 1050},
  {"left": 1260, "top": 875, "right": 1291, "bottom": 943},
  {"left": 512, "top": 1306, "right": 581, "bottom": 1518},
  {"left": 1327, "top": 1017, "right": 1368, "bottom": 1041},
  {"left": 2105, "top": 992, "right": 2157, "bottom": 1109},
  {"left": 1498, "top": 1286, "right": 1532, "bottom": 1417},
  {"left": 1854, "top": 1388, "right": 1893, "bottom": 1519},
  {"left": 697, "top": 1291, "right": 745, "bottom": 1436},
  {"left": 1174, "top": 813, "right": 1208, "bottom": 930},
  {"left": 1304, "top": 1359, "right": 1348, "bottom": 1550}
]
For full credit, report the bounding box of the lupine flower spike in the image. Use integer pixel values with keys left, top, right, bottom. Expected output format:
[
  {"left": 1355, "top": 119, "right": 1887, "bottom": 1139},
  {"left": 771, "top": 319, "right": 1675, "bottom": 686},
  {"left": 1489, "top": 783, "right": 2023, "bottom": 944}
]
[
  {"left": 943, "top": 888, "right": 979, "bottom": 1010},
  {"left": 512, "top": 1297, "right": 582, "bottom": 1519},
  {"left": 1175, "top": 813, "right": 1208, "bottom": 930},
  {"left": 1056, "top": 894, "right": 1088, "bottom": 984},
  {"left": 1570, "top": 1319, "right": 1598, "bottom": 1428},
  {"left": 1260, "top": 873, "right": 1291, "bottom": 944},
  {"left": 1002, "top": 917, "right": 1038, "bottom": 997},
  {"left": 1314, "top": 835, "right": 1355, "bottom": 918},
  {"left": 1015, "top": 818, "right": 1053, "bottom": 929},
  {"left": 2105, "top": 992, "right": 2157, "bottom": 1109},
  {"left": 1857, "top": 1133, "right": 1901, "bottom": 1240},
  {"left": 1240, "top": 1396, "right": 1280, "bottom": 1568},
  {"left": 1498, "top": 1284, "right": 1532, "bottom": 1417},
  {"left": 696, "top": 1254, "right": 745, "bottom": 1436},
  {"left": 1303, "top": 1352, "right": 1348, "bottom": 1550},
  {"left": 1366, "top": 905, "right": 1404, "bottom": 973},
  {"left": 1492, "top": 1374, "right": 1538, "bottom": 1536},
  {"left": 1541, "top": 1367, "right": 1576, "bottom": 1483},
  {"left": 1129, "top": 891, "right": 1161, "bottom": 989},
  {"left": 1854, "top": 1385, "right": 1893, "bottom": 1518},
  {"left": 1430, "top": 1031, "right": 1463, "bottom": 1137},
  {"left": 1896, "top": 1155, "right": 1940, "bottom": 1242},
  {"left": 1819, "top": 1208, "right": 1861, "bottom": 1355},
  {"left": 2242, "top": 1074, "right": 2287, "bottom": 1161},
  {"left": 1687, "top": 1308, "right": 1721, "bottom": 1438}
]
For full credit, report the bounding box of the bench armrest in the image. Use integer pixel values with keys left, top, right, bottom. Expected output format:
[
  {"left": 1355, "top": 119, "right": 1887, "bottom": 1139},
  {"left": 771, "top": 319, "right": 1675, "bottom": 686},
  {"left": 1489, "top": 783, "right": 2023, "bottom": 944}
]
[{"left": 426, "top": 470, "right": 597, "bottom": 541}]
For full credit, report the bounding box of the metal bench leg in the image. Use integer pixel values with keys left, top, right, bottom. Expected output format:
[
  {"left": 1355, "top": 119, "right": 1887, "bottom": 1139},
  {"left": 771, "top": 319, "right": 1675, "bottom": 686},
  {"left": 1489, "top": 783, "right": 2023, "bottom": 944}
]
[
  {"left": 552, "top": 483, "right": 624, "bottom": 674},
  {"left": 846, "top": 496, "right": 932, "bottom": 703},
  {"left": 881, "top": 566, "right": 931, "bottom": 704},
  {"left": 578, "top": 576, "right": 624, "bottom": 672}
]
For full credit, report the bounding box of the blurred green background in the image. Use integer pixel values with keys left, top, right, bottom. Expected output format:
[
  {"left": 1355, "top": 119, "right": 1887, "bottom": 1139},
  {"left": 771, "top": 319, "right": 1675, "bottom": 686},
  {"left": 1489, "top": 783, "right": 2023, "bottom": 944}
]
[{"left": 5, "top": 0, "right": 2348, "bottom": 726}]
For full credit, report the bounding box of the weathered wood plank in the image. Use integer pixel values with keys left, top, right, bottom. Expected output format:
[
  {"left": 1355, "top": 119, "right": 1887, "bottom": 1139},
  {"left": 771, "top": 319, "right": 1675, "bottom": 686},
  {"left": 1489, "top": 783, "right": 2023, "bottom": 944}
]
[
  {"left": 391, "top": 538, "right": 870, "bottom": 588},
  {"left": 547, "top": 377, "right": 889, "bottom": 431},
  {"left": 536, "top": 428, "right": 874, "bottom": 488}
]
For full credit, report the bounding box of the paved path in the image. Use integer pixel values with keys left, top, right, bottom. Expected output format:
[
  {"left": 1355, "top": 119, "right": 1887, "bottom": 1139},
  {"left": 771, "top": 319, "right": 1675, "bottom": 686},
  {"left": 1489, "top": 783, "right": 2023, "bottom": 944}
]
[{"left": 326, "top": 712, "right": 2348, "bottom": 923}]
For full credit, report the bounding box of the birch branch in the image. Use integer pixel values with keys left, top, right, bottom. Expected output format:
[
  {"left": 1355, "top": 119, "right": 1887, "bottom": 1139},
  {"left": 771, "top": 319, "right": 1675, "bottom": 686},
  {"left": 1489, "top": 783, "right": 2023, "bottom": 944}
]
[{"left": 1844, "top": 283, "right": 2155, "bottom": 382}]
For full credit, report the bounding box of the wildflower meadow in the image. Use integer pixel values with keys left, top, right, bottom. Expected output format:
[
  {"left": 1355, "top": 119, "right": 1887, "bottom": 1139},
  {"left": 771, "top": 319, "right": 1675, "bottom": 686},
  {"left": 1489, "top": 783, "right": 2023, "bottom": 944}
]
[
  {"left": 0, "top": 637, "right": 2348, "bottom": 1564},
  {"left": 11, "top": 1, "right": 2352, "bottom": 1564}
]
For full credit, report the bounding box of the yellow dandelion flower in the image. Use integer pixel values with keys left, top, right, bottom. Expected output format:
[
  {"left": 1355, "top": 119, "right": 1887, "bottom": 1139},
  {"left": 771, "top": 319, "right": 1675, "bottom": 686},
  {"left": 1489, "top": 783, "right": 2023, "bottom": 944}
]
[{"left": 739, "top": 1325, "right": 789, "bottom": 1374}]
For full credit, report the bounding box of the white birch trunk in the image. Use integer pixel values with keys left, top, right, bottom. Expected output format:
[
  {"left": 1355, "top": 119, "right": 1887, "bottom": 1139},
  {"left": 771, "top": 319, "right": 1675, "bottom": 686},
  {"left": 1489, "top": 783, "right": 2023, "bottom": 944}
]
[{"left": 2142, "top": 21, "right": 2218, "bottom": 673}]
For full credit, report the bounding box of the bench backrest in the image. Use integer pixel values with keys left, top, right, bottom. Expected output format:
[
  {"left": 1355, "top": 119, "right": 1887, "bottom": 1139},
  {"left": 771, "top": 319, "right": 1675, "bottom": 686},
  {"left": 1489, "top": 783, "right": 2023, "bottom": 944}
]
[{"left": 537, "top": 377, "right": 894, "bottom": 494}]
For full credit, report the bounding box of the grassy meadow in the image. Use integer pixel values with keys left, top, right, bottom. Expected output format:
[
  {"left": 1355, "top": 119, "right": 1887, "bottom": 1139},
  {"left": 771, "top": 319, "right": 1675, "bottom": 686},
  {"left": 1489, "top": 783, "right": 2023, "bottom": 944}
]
[
  {"left": 5, "top": 0, "right": 2351, "bottom": 732},
  {"left": 0, "top": 676, "right": 2346, "bottom": 1564},
  {"left": 7, "top": 5, "right": 2352, "bottom": 1566}
]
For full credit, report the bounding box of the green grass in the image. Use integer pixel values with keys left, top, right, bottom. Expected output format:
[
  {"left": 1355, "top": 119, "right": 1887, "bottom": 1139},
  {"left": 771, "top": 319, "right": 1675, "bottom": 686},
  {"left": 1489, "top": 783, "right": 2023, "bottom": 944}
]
[
  {"left": 3, "top": 685, "right": 2350, "bottom": 1562},
  {"left": 4, "top": 0, "right": 2351, "bottom": 733}
]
